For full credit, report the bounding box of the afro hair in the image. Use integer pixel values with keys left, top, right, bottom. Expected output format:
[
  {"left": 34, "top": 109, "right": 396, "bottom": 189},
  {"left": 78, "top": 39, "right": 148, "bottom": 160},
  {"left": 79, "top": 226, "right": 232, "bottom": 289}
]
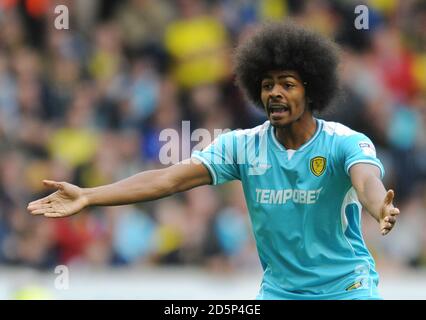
[{"left": 234, "top": 22, "right": 340, "bottom": 112}]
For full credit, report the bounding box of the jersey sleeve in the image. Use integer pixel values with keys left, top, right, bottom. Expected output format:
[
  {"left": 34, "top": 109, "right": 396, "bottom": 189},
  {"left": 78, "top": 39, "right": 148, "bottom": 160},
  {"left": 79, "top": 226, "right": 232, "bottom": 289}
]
[
  {"left": 339, "top": 133, "right": 385, "bottom": 179},
  {"left": 191, "top": 131, "right": 240, "bottom": 185}
]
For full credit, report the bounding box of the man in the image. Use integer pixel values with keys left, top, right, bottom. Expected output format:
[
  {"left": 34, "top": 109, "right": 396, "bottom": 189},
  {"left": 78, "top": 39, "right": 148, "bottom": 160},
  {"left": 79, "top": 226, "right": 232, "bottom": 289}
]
[{"left": 28, "top": 22, "right": 399, "bottom": 300}]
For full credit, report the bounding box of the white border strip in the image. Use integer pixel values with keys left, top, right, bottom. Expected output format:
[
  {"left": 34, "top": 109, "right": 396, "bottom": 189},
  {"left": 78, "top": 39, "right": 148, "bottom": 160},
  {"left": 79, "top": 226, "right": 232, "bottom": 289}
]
[
  {"left": 191, "top": 154, "right": 218, "bottom": 185},
  {"left": 346, "top": 160, "right": 385, "bottom": 179}
]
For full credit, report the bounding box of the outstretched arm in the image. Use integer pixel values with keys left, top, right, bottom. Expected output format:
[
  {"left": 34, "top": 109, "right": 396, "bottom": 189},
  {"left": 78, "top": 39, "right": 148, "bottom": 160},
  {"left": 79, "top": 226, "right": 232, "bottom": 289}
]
[
  {"left": 350, "top": 163, "right": 400, "bottom": 236},
  {"left": 27, "top": 159, "right": 212, "bottom": 218}
]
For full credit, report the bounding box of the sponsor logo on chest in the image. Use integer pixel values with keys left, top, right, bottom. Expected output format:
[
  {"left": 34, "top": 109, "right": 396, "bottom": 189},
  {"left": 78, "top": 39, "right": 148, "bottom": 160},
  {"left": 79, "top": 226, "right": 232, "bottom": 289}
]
[{"left": 255, "top": 187, "right": 323, "bottom": 205}]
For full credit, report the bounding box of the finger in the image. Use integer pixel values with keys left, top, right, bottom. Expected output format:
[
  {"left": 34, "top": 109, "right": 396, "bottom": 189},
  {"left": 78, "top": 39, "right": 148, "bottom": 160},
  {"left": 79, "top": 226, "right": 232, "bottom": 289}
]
[
  {"left": 380, "top": 223, "right": 392, "bottom": 231},
  {"left": 384, "top": 216, "right": 396, "bottom": 224},
  {"left": 28, "top": 197, "right": 51, "bottom": 209},
  {"left": 381, "top": 222, "right": 396, "bottom": 235},
  {"left": 381, "top": 226, "right": 393, "bottom": 235},
  {"left": 28, "top": 206, "right": 46, "bottom": 214},
  {"left": 390, "top": 207, "right": 400, "bottom": 216},
  {"left": 384, "top": 189, "right": 394, "bottom": 206},
  {"left": 43, "top": 180, "right": 64, "bottom": 191},
  {"left": 28, "top": 201, "right": 50, "bottom": 211},
  {"left": 383, "top": 222, "right": 393, "bottom": 229},
  {"left": 29, "top": 207, "right": 57, "bottom": 215},
  {"left": 44, "top": 212, "right": 66, "bottom": 218},
  {"left": 27, "top": 198, "right": 54, "bottom": 209},
  {"left": 29, "top": 208, "right": 46, "bottom": 215}
]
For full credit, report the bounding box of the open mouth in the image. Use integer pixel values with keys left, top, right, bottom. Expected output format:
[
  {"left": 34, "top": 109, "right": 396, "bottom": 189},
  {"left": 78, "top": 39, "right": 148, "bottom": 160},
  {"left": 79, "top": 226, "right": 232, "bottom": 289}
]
[{"left": 268, "top": 104, "right": 290, "bottom": 115}]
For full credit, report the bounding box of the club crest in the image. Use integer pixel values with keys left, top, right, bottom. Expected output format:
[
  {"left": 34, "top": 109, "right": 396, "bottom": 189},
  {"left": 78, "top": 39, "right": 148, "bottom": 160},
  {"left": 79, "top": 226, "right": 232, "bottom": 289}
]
[{"left": 310, "top": 156, "right": 326, "bottom": 177}]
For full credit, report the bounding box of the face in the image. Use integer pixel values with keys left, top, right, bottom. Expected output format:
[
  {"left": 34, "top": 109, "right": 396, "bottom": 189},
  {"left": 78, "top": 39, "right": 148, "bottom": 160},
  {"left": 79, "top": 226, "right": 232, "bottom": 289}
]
[{"left": 260, "top": 70, "right": 308, "bottom": 128}]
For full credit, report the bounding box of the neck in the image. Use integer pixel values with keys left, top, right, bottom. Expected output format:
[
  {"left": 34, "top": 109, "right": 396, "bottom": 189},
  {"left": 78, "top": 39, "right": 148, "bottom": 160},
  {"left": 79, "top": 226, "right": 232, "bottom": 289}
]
[{"left": 274, "top": 114, "right": 317, "bottom": 150}]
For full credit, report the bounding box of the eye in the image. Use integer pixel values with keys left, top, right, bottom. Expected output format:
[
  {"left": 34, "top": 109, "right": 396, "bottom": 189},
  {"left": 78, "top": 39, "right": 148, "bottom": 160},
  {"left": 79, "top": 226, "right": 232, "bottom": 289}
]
[
  {"left": 285, "top": 83, "right": 296, "bottom": 89},
  {"left": 262, "top": 83, "right": 274, "bottom": 90}
]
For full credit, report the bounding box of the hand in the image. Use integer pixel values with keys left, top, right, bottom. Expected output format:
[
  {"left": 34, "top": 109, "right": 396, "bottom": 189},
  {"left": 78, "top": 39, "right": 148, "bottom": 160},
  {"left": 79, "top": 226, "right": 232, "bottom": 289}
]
[
  {"left": 27, "top": 180, "right": 88, "bottom": 218},
  {"left": 380, "top": 189, "right": 400, "bottom": 236}
]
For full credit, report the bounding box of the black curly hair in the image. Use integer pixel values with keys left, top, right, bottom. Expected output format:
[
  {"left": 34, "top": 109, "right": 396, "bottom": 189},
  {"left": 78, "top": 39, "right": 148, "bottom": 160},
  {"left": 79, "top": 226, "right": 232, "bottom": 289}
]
[{"left": 234, "top": 22, "right": 340, "bottom": 112}]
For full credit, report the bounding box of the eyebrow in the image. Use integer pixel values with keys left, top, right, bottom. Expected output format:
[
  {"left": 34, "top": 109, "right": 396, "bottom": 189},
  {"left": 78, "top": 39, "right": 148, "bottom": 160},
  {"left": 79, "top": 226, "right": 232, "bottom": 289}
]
[{"left": 262, "top": 74, "right": 299, "bottom": 81}]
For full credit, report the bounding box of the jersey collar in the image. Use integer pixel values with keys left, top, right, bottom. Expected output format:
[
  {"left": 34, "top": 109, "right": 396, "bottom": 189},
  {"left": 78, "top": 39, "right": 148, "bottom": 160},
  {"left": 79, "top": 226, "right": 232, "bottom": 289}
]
[{"left": 269, "top": 118, "right": 323, "bottom": 153}]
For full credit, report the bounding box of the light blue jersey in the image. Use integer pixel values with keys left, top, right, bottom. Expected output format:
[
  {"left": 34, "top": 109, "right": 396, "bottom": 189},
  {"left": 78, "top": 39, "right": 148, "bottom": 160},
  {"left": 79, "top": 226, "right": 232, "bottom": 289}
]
[{"left": 192, "top": 119, "right": 384, "bottom": 300}]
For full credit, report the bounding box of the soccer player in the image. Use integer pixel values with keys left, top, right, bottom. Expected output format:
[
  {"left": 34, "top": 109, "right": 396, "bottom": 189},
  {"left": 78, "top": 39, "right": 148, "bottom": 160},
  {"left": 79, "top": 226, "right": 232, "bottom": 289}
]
[{"left": 27, "top": 22, "right": 399, "bottom": 300}]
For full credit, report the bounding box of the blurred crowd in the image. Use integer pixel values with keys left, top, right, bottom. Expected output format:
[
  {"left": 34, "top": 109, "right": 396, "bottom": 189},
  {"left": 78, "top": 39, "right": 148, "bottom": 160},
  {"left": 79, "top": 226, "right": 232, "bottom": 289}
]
[{"left": 0, "top": 0, "right": 425, "bottom": 275}]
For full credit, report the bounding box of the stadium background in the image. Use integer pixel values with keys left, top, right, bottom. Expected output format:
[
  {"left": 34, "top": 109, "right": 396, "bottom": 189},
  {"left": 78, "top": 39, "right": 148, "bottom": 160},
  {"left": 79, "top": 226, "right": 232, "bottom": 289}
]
[{"left": 0, "top": 0, "right": 425, "bottom": 299}]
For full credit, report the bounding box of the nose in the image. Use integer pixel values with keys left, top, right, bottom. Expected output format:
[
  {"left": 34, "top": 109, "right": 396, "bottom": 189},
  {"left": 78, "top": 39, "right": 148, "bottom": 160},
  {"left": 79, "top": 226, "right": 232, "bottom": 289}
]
[{"left": 269, "top": 84, "right": 283, "bottom": 101}]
